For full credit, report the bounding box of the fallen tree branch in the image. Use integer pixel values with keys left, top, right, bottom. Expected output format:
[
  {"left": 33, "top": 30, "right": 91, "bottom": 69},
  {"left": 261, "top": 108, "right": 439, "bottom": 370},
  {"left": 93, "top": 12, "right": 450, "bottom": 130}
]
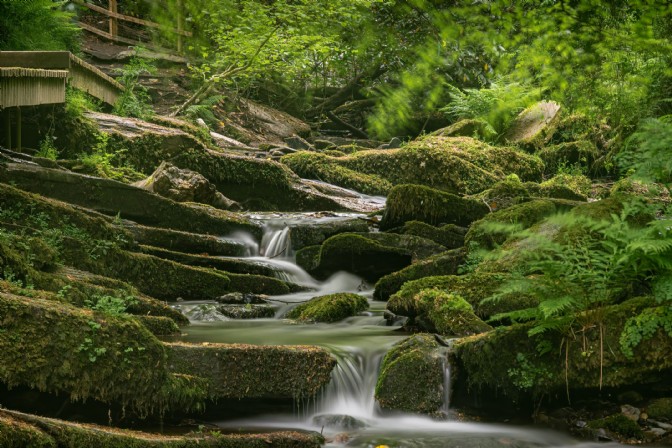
[{"left": 326, "top": 110, "right": 369, "bottom": 139}]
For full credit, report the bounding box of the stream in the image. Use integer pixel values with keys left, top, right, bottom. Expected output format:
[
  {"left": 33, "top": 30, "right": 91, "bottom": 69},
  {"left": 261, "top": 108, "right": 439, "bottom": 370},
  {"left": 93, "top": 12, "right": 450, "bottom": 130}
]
[{"left": 175, "top": 214, "right": 628, "bottom": 448}]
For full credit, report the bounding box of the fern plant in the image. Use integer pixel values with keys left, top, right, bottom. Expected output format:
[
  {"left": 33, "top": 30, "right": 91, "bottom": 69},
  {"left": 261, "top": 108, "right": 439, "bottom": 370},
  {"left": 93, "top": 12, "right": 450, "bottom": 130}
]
[
  {"left": 441, "top": 79, "right": 542, "bottom": 139},
  {"left": 184, "top": 95, "right": 225, "bottom": 128}
]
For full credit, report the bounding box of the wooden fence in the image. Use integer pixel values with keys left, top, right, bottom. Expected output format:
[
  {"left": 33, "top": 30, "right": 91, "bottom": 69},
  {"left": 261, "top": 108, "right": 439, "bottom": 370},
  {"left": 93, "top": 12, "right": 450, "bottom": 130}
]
[{"left": 73, "top": 0, "right": 191, "bottom": 53}]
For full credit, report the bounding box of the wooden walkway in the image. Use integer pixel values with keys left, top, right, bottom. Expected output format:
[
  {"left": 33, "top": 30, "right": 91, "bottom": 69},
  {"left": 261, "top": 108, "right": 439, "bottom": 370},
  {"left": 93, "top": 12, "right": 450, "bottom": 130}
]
[{"left": 0, "top": 51, "right": 124, "bottom": 107}]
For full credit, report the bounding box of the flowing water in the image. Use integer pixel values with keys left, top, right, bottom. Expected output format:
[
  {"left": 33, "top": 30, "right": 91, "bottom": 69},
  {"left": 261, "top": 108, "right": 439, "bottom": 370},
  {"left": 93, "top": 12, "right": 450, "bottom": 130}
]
[{"left": 176, "top": 214, "right": 630, "bottom": 448}]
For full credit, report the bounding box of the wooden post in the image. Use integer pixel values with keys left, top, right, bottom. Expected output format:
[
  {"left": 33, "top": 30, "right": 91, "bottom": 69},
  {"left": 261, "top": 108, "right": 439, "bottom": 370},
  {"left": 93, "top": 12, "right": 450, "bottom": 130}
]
[
  {"left": 176, "top": 0, "right": 184, "bottom": 54},
  {"left": 109, "top": 0, "right": 118, "bottom": 38},
  {"left": 4, "top": 110, "right": 11, "bottom": 149},
  {"left": 16, "top": 107, "right": 21, "bottom": 152}
]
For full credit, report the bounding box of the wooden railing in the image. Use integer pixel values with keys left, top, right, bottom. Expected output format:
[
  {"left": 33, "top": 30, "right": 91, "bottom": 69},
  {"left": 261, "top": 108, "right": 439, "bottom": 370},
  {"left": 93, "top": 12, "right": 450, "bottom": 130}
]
[{"left": 73, "top": 0, "right": 191, "bottom": 53}]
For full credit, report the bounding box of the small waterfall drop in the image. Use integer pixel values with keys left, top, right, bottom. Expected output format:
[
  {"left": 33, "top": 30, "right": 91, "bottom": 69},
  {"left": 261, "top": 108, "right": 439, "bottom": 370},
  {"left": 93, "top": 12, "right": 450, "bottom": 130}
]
[
  {"left": 313, "top": 347, "right": 387, "bottom": 420},
  {"left": 260, "top": 226, "right": 292, "bottom": 259}
]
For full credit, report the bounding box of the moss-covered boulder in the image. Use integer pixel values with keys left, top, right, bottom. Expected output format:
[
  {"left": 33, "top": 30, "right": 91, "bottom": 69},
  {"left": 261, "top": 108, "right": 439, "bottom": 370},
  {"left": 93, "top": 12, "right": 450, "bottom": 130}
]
[
  {"left": 166, "top": 342, "right": 335, "bottom": 400},
  {"left": 375, "top": 334, "right": 445, "bottom": 415},
  {"left": 431, "top": 119, "right": 496, "bottom": 140},
  {"left": 537, "top": 141, "right": 599, "bottom": 174},
  {"left": 390, "top": 221, "right": 467, "bottom": 249},
  {"left": 289, "top": 218, "right": 370, "bottom": 251},
  {"left": 465, "top": 199, "right": 557, "bottom": 249},
  {"left": 127, "top": 224, "right": 249, "bottom": 257},
  {"left": 306, "top": 233, "right": 413, "bottom": 281},
  {"left": 295, "top": 245, "right": 321, "bottom": 273},
  {"left": 0, "top": 292, "right": 201, "bottom": 415},
  {"left": 373, "top": 249, "right": 464, "bottom": 301},
  {"left": 610, "top": 178, "right": 671, "bottom": 203},
  {"left": 0, "top": 164, "right": 261, "bottom": 237},
  {"left": 0, "top": 409, "right": 324, "bottom": 448},
  {"left": 280, "top": 136, "right": 543, "bottom": 196},
  {"left": 285, "top": 293, "right": 369, "bottom": 323},
  {"left": 380, "top": 184, "right": 490, "bottom": 231},
  {"left": 647, "top": 398, "right": 672, "bottom": 420},
  {"left": 473, "top": 174, "right": 530, "bottom": 212},
  {"left": 452, "top": 297, "right": 672, "bottom": 403},
  {"left": 387, "top": 272, "right": 538, "bottom": 322},
  {"left": 413, "top": 290, "right": 492, "bottom": 336},
  {"left": 587, "top": 414, "right": 644, "bottom": 441},
  {"left": 137, "top": 315, "right": 181, "bottom": 336},
  {"left": 281, "top": 151, "right": 393, "bottom": 195},
  {"left": 538, "top": 173, "right": 591, "bottom": 201}
]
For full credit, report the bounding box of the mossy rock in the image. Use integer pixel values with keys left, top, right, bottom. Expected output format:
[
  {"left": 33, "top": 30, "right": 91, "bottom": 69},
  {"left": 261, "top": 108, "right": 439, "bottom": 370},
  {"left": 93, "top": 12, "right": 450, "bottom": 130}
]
[
  {"left": 289, "top": 218, "right": 369, "bottom": 251},
  {"left": 354, "top": 232, "right": 446, "bottom": 261},
  {"left": 137, "top": 315, "right": 181, "bottom": 336},
  {"left": 295, "top": 245, "right": 321, "bottom": 273},
  {"left": 373, "top": 249, "right": 464, "bottom": 301},
  {"left": 647, "top": 398, "right": 672, "bottom": 420},
  {"left": 473, "top": 175, "right": 530, "bottom": 212},
  {"left": 218, "top": 304, "right": 276, "bottom": 319},
  {"left": 538, "top": 173, "right": 591, "bottom": 201},
  {"left": 166, "top": 342, "right": 335, "bottom": 400},
  {"left": 587, "top": 414, "right": 644, "bottom": 440},
  {"left": 375, "top": 334, "right": 445, "bottom": 415},
  {"left": 414, "top": 290, "right": 492, "bottom": 336},
  {"left": 0, "top": 409, "right": 324, "bottom": 448},
  {"left": 391, "top": 221, "right": 467, "bottom": 249},
  {"left": 465, "top": 199, "right": 557, "bottom": 249},
  {"left": 0, "top": 413, "right": 56, "bottom": 448},
  {"left": 430, "top": 119, "right": 496, "bottom": 140},
  {"left": 503, "top": 101, "right": 562, "bottom": 150},
  {"left": 387, "top": 272, "right": 538, "bottom": 321},
  {"left": 0, "top": 292, "right": 202, "bottom": 415},
  {"left": 281, "top": 151, "right": 393, "bottom": 195},
  {"left": 380, "top": 184, "right": 490, "bottom": 231},
  {"left": 537, "top": 141, "right": 598, "bottom": 174},
  {"left": 342, "top": 136, "right": 543, "bottom": 194},
  {"left": 127, "top": 224, "right": 249, "bottom": 257},
  {"left": 285, "top": 293, "right": 368, "bottom": 323},
  {"left": 309, "top": 233, "right": 413, "bottom": 281},
  {"left": 610, "top": 178, "right": 671, "bottom": 203},
  {"left": 452, "top": 297, "right": 672, "bottom": 402}
]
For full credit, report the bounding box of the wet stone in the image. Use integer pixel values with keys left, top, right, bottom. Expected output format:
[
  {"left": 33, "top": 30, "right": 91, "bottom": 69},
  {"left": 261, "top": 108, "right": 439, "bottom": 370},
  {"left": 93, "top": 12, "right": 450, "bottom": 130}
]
[
  {"left": 215, "top": 292, "right": 270, "bottom": 305},
  {"left": 312, "top": 414, "right": 367, "bottom": 430},
  {"left": 217, "top": 304, "right": 276, "bottom": 319}
]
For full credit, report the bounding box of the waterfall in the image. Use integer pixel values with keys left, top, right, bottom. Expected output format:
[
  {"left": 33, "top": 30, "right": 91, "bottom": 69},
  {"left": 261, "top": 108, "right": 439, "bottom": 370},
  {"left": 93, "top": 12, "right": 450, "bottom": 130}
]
[
  {"left": 260, "top": 226, "right": 292, "bottom": 259},
  {"left": 313, "top": 347, "right": 387, "bottom": 420}
]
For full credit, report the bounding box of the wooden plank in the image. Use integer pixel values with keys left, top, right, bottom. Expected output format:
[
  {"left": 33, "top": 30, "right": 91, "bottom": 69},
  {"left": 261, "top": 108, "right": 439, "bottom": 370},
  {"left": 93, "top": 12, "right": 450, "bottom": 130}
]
[
  {"left": 78, "top": 21, "right": 148, "bottom": 47},
  {"left": 73, "top": 0, "right": 192, "bottom": 36},
  {"left": 0, "top": 51, "right": 70, "bottom": 69},
  {"left": 109, "top": 0, "right": 118, "bottom": 37}
]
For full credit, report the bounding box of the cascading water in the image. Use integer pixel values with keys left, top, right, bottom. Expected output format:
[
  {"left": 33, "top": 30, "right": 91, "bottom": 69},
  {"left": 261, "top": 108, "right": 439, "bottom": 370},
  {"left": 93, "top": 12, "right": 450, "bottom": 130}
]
[{"left": 176, "top": 213, "right": 631, "bottom": 448}]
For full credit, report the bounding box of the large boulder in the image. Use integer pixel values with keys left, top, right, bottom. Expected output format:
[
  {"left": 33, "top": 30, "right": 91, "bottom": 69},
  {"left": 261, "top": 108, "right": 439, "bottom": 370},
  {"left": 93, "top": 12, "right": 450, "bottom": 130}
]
[
  {"left": 389, "top": 221, "right": 467, "bottom": 249},
  {"left": 375, "top": 334, "right": 445, "bottom": 415},
  {"left": 380, "top": 184, "right": 490, "bottom": 230},
  {"left": 282, "top": 136, "right": 544, "bottom": 196},
  {"left": 452, "top": 297, "right": 672, "bottom": 404},
  {"left": 412, "top": 289, "right": 492, "bottom": 336},
  {"left": 374, "top": 249, "right": 464, "bottom": 301},
  {"left": 503, "top": 101, "right": 562, "bottom": 149},
  {"left": 134, "top": 162, "right": 240, "bottom": 210},
  {"left": 285, "top": 293, "right": 369, "bottom": 323}
]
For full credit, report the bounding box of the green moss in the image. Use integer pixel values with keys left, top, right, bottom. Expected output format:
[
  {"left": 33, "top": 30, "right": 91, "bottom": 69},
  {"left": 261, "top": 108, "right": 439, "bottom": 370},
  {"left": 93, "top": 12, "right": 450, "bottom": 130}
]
[
  {"left": 285, "top": 293, "right": 369, "bottom": 323},
  {"left": 539, "top": 173, "right": 591, "bottom": 201},
  {"left": 227, "top": 273, "right": 291, "bottom": 295},
  {"left": 387, "top": 272, "right": 538, "bottom": 321},
  {"left": 431, "top": 118, "right": 496, "bottom": 139},
  {"left": 166, "top": 342, "right": 335, "bottom": 400},
  {"left": 295, "top": 245, "right": 321, "bottom": 273},
  {"left": 474, "top": 175, "right": 530, "bottom": 211},
  {"left": 281, "top": 151, "right": 393, "bottom": 195},
  {"left": 0, "top": 292, "right": 192, "bottom": 415},
  {"left": 311, "top": 233, "right": 412, "bottom": 281},
  {"left": 587, "top": 414, "right": 644, "bottom": 439},
  {"left": 374, "top": 334, "right": 444, "bottom": 415},
  {"left": 373, "top": 249, "right": 464, "bottom": 301},
  {"left": 381, "top": 184, "right": 490, "bottom": 230},
  {"left": 289, "top": 219, "right": 369, "bottom": 251},
  {"left": 391, "top": 221, "right": 467, "bottom": 249},
  {"left": 137, "top": 315, "right": 180, "bottom": 336},
  {"left": 0, "top": 414, "right": 55, "bottom": 448},
  {"left": 536, "top": 141, "right": 598, "bottom": 174},
  {"left": 647, "top": 398, "right": 672, "bottom": 420},
  {"left": 453, "top": 297, "right": 672, "bottom": 401},
  {"left": 610, "top": 178, "right": 670, "bottom": 202},
  {"left": 465, "top": 200, "right": 557, "bottom": 249},
  {"left": 414, "top": 290, "right": 492, "bottom": 336},
  {"left": 1, "top": 409, "right": 324, "bottom": 448}
]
